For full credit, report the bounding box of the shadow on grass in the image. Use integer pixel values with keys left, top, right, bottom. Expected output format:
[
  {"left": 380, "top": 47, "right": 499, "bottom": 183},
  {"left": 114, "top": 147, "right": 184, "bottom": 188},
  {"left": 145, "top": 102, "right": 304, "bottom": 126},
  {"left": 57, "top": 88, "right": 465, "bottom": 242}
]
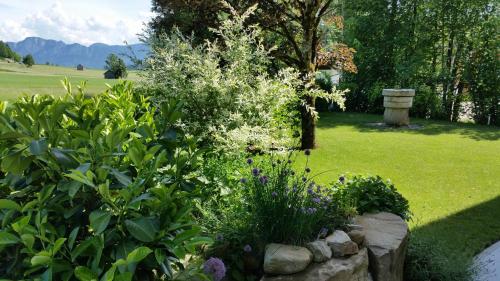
[
  {"left": 411, "top": 195, "right": 500, "bottom": 258},
  {"left": 317, "top": 113, "right": 500, "bottom": 141}
]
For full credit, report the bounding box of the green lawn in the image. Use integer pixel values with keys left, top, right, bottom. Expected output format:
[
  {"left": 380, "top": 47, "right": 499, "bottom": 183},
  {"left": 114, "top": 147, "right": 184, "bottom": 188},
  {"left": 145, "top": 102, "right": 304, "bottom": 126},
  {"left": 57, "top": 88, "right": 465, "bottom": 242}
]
[
  {"left": 0, "top": 60, "right": 139, "bottom": 100},
  {"left": 297, "top": 112, "right": 500, "bottom": 259}
]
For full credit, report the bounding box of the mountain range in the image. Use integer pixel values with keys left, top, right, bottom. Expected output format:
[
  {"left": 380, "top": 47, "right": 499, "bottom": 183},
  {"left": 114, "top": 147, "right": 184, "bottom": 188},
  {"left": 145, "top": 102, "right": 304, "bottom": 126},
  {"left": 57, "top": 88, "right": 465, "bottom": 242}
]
[{"left": 7, "top": 37, "right": 149, "bottom": 69}]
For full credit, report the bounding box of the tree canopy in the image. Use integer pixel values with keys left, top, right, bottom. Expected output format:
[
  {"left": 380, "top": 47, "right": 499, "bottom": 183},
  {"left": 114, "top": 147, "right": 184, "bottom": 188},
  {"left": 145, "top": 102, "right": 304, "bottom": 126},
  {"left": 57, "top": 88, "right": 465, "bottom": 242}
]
[
  {"left": 0, "top": 41, "right": 21, "bottom": 62},
  {"left": 149, "top": 0, "right": 357, "bottom": 148},
  {"left": 22, "top": 54, "right": 35, "bottom": 67},
  {"left": 105, "top": 54, "right": 128, "bottom": 79}
]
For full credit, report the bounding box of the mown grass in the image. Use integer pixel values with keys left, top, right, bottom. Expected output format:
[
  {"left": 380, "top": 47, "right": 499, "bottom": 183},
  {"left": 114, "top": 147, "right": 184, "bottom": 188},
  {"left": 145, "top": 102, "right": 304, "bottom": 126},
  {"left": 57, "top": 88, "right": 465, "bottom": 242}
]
[
  {"left": 296, "top": 112, "right": 500, "bottom": 261},
  {"left": 0, "top": 60, "right": 139, "bottom": 100}
]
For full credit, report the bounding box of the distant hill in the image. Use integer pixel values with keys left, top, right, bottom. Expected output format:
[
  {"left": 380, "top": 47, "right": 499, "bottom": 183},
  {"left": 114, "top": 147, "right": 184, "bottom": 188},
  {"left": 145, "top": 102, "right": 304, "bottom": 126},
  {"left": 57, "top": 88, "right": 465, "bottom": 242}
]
[{"left": 7, "top": 37, "right": 149, "bottom": 69}]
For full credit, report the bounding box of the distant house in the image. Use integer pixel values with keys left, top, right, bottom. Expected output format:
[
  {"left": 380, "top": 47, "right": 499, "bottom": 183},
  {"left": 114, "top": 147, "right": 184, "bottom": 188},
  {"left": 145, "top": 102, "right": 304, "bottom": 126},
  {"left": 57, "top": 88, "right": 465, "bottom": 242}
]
[
  {"left": 76, "top": 64, "right": 84, "bottom": 71},
  {"left": 104, "top": 70, "right": 115, "bottom": 79}
]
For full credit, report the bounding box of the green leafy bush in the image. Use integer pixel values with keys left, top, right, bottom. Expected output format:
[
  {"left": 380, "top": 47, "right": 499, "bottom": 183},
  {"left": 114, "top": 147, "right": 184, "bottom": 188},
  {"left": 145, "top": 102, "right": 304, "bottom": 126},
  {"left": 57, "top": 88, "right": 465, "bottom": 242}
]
[
  {"left": 334, "top": 175, "right": 412, "bottom": 220},
  {"left": 142, "top": 8, "right": 346, "bottom": 153},
  {"left": 0, "top": 82, "right": 211, "bottom": 281},
  {"left": 404, "top": 236, "right": 472, "bottom": 281}
]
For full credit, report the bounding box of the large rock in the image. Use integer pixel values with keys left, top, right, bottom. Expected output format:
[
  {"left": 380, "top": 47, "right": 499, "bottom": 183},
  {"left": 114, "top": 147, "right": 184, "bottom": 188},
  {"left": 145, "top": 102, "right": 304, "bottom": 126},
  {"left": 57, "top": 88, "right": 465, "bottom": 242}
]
[
  {"left": 326, "top": 230, "right": 359, "bottom": 257},
  {"left": 264, "top": 244, "right": 313, "bottom": 275},
  {"left": 261, "top": 248, "right": 369, "bottom": 281},
  {"left": 348, "top": 229, "right": 366, "bottom": 246},
  {"left": 306, "top": 240, "right": 332, "bottom": 262},
  {"left": 354, "top": 212, "right": 409, "bottom": 281}
]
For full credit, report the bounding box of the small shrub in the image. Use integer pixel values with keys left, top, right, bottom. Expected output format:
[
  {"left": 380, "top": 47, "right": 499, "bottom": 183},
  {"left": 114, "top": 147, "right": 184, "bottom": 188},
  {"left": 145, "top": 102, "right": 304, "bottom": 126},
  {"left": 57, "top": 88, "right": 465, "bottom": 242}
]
[
  {"left": 334, "top": 175, "right": 412, "bottom": 220},
  {"left": 404, "top": 236, "right": 473, "bottom": 281},
  {"left": 0, "top": 82, "right": 210, "bottom": 280}
]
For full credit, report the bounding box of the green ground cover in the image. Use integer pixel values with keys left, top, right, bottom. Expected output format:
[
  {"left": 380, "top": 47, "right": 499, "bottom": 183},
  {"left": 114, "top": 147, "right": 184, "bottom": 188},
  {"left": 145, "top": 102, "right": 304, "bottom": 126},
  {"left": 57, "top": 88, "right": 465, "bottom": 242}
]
[
  {"left": 297, "top": 112, "right": 500, "bottom": 259},
  {"left": 0, "top": 60, "right": 139, "bottom": 99}
]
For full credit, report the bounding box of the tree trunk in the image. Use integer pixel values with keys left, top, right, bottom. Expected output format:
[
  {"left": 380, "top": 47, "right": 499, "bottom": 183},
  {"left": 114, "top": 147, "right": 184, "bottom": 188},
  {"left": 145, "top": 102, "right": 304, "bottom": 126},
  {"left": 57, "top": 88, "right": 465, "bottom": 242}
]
[{"left": 299, "top": 2, "right": 319, "bottom": 149}]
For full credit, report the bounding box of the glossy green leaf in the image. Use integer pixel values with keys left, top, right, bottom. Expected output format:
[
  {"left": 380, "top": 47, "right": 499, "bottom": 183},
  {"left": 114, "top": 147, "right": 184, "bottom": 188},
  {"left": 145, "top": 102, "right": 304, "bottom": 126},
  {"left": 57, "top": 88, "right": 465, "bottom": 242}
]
[
  {"left": 29, "top": 139, "right": 48, "bottom": 156},
  {"left": 0, "top": 199, "right": 21, "bottom": 211},
  {"left": 74, "top": 266, "right": 98, "bottom": 281},
  {"left": 89, "top": 210, "right": 111, "bottom": 235},
  {"left": 0, "top": 231, "right": 20, "bottom": 245},
  {"left": 31, "top": 255, "right": 51, "bottom": 266},
  {"left": 126, "top": 246, "right": 152, "bottom": 263},
  {"left": 124, "top": 217, "right": 158, "bottom": 242}
]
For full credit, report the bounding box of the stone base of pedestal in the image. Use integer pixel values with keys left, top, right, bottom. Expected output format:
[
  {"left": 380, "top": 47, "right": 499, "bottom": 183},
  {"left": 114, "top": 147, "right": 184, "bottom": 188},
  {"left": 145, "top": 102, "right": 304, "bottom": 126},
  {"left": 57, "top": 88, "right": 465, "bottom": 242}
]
[
  {"left": 382, "top": 89, "right": 415, "bottom": 126},
  {"left": 384, "top": 108, "right": 410, "bottom": 126}
]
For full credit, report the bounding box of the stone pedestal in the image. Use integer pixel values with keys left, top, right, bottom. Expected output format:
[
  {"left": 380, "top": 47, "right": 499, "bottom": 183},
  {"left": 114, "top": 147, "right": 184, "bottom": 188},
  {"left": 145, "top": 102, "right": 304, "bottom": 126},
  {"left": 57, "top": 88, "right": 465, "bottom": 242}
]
[{"left": 382, "top": 89, "right": 415, "bottom": 126}]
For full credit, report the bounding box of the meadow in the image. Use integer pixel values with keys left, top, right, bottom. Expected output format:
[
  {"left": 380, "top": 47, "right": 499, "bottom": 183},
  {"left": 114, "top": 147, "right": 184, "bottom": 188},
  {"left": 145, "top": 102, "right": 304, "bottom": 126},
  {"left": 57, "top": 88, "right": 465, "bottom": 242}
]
[
  {"left": 0, "top": 60, "right": 138, "bottom": 100},
  {"left": 297, "top": 112, "right": 500, "bottom": 261}
]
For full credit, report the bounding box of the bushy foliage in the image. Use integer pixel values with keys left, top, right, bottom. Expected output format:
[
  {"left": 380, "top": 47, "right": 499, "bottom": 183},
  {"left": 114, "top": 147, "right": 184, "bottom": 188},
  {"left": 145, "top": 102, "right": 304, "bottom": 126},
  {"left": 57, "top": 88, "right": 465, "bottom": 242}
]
[
  {"left": 22, "top": 54, "right": 35, "bottom": 67},
  {"left": 0, "top": 81, "right": 211, "bottom": 281},
  {"left": 105, "top": 54, "right": 128, "bottom": 79},
  {"left": 143, "top": 8, "right": 329, "bottom": 152},
  {"left": 333, "top": 175, "right": 412, "bottom": 220},
  {"left": 0, "top": 41, "right": 21, "bottom": 62},
  {"left": 404, "top": 236, "right": 472, "bottom": 281}
]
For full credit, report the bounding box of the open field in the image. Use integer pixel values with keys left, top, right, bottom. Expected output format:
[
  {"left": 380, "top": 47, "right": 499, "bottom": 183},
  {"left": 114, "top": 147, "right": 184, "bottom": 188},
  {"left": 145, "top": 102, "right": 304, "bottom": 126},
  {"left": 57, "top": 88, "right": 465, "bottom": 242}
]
[
  {"left": 0, "top": 60, "right": 139, "bottom": 100},
  {"left": 297, "top": 113, "right": 500, "bottom": 260}
]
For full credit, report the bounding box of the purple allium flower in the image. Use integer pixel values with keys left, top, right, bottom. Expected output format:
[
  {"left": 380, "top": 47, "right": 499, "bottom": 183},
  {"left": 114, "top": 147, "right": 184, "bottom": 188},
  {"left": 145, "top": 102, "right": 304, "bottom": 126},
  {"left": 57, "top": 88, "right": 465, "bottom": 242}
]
[
  {"left": 247, "top": 158, "right": 253, "bottom": 165},
  {"left": 319, "top": 227, "right": 328, "bottom": 237},
  {"left": 252, "top": 168, "right": 260, "bottom": 177},
  {"left": 203, "top": 257, "right": 226, "bottom": 281},
  {"left": 339, "top": 176, "right": 345, "bottom": 184},
  {"left": 240, "top": 178, "right": 248, "bottom": 184},
  {"left": 215, "top": 234, "right": 224, "bottom": 242},
  {"left": 305, "top": 167, "right": 311, "bottom": 173},
  {"left": 271, "top": 191, "right": 277, "bottom": 197},
  {"left": 304, "top": 149, "right": 311, "bottom": 156},
  {"left": 243, "top": 244, "right": 252, "bottom": 253},
  {"left": 259, "top": 176, "right": 269, "bottom": 184},
  {"left": 312, "top": 197, "right": 321, "bottom": 204}
]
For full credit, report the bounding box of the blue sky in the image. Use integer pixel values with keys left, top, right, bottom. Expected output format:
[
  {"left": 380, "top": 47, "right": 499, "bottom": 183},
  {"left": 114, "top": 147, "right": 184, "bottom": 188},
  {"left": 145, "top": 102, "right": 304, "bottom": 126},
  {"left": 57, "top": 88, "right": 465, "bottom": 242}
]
[{"left": 0, "top": 0, "right": 153, "bottom": 45}]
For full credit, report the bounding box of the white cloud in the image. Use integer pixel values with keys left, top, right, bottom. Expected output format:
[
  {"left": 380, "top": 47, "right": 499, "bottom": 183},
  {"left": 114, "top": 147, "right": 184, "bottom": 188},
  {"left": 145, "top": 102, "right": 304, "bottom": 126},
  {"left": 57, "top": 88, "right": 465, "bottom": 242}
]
[{"left": 0, "top": 1, "right": 152, "bottom": 45}]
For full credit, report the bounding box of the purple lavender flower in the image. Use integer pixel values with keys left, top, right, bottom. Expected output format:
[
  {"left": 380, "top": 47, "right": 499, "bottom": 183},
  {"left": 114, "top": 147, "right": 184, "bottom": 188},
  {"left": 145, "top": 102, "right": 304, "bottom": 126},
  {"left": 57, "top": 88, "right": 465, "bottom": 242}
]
[
  {"left": 312, "top": 197, "right": 321, "bottom": 204},
  {"left": 240, "top": 178, "right": 248, "bottom": 184},
  {"left": 271, "top": 191, "right": 277, "bottom": 197},
  {"left": 203, "top": 257, "right": 226, "bottom": 281},
  {"left": 304, "top": 149, "right": 311, "bottom": 156},
  {"left": 247, "top": 158, "right": 253, "bottom": 165},
  {"left": 305, "top": 167, "right": 311, "bottom": 173},
  {"left": 339, "top": 176, "right": 345, "bottom": 184},
  {"left": 243, "top": 244, "right": 252, "bottom": 253},
  {"left": 319, "top": 227, "right": 328, "bottom": 237},
  {"left": 259, "top": 176, "right": 269, "bottom": 184},
  {"left": 252, "top": 168, "right": 260, "bottom": 177}
]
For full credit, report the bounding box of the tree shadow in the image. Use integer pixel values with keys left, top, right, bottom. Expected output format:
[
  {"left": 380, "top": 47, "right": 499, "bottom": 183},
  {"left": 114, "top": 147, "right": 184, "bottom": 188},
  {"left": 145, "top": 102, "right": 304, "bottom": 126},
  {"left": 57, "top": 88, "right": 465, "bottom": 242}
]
[
  {"left": 411, "top": 196, "right": 500, "bottom": 258},
  {"left": 317, "top": 113, "right": 500, "bottom": 141}
]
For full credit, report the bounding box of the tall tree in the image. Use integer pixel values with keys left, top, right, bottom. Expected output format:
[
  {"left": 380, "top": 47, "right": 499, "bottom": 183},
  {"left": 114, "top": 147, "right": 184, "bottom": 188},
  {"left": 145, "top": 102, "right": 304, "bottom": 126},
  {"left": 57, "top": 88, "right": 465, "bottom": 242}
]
[
  {"left": 105, "top": 54, "right": 128, "bottom": 79},
  {"left": 149, "top": 0, "right": 356, "bottom": 149},
  {"left": 22, "top": 54, "right": 35, "bottom": 67}
]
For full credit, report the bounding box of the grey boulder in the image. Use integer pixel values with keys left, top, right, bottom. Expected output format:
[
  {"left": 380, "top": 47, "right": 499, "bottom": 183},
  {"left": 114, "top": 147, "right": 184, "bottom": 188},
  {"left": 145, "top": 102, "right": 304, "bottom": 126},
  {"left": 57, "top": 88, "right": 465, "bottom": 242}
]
[
  {"left": 354, "top": 212, "right": 409, "bottom": 281},
  {"left": 326, "top": 230, "right": 359, "bottom": 257},
  {"left": 264, "top": 243, "right": 313, "bottom": 275},
  {"left": 261, "top": 248, "right": 369, "bottom": 281},
  {"left": 306, "top": 240, "right": 332, "bottom": 262}
]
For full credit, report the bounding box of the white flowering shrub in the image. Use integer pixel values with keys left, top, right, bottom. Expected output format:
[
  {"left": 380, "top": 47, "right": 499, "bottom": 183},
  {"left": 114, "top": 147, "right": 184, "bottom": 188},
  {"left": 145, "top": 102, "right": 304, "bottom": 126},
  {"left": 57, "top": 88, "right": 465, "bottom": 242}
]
[{"left": 141, "top": 7, "right": 302, "bottom": 153}]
